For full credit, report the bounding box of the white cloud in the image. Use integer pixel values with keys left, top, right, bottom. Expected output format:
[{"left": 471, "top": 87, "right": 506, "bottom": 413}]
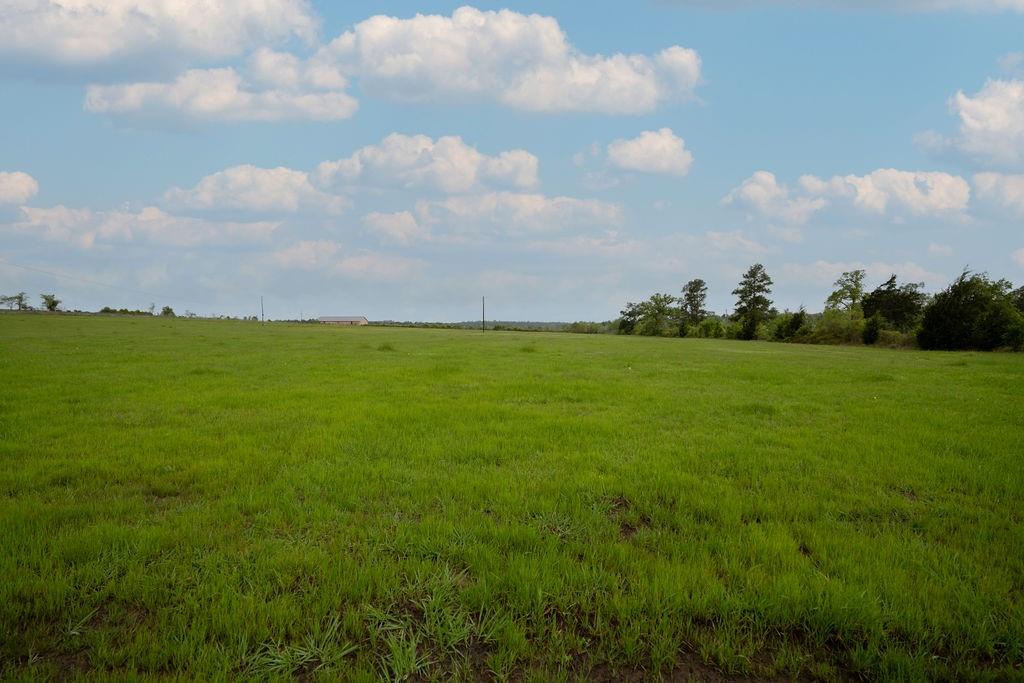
[
  {"left": 928, "top": 243, "right": 954, "bottom": 256},
  {"left": 942, "top": 79, "right": 1024, "bottom": 167},
  {"left": 335, "top": 252, "right": 423, "bottom": 282},
  {"left": 271, "top": 240, "right": 343, "bottom": 270},
  {"left": 0, "top": 171, "right": 39, "bottom": 204},
  {"left": 0, "top": 0, "right": 318, "bottom": 76},
  {"left": 79, "top": 6, "right": 701, "bottom": 123},
  {"left": 317, "top": 6, "right": 700, "bottom": 114},
  {"left": 164, "top": 165, "right": 347, "bottom": 213},
  {"left": 723, "top": 171, "right": 827, "bottom": 225},
  {"left": 974, "top": 171, "right": 1024, "bottom": 213},
  {"left": 415, "top": 191, "right": 623, "bottom": 235},
  {"left": 316, "top": 133, "right": 538, "bottom": 193},
  {"left": 1014, "top": 248, "right": 1024, "bottom": 266},
  {"left": 725, "top": 169, "right": 970, "bottom": 225},
  {"left": 8, "top": 205, "right": 278, "bottom": 248},
  {"left": 782, "top": 260, "right": 944, "bottom": 288},
  {"left": 363, "top": 211, "right": 428, "bottom": 246},
  {"left": 606, "top": 128, "right": 693, "bottom": 176},
  {"left": 269, "top": 240, "right": 424, "bottom": 282},
  {"left": 801, "top": 169, "right": 971, "bottom": 214},
  {"left": 85, "top": 66, "right": 357, "bottom": 124}
]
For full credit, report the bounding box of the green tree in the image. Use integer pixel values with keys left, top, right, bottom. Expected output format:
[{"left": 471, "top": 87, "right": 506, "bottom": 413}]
[
  {"left": 1011, "top": 285, "right": 1024, "bottom": 314},
  {"left": 732, "top": 264, "right": 774, "bottom": 340},
  {"left": 161, "top": 306, "right": 176, "bottom": 317},
  {"left": 40, "top": 293, "right": 60, "bottom": 312},
  {"left": 679, "top": 278, "right": 709, "bottom": 335},
  {"left": 825, "top": 270, "right": 866, "bottom": 312},
  {"left": 637, "top": 293, "right": 678, "bottom": 336},
  {"left": 617, "top": 302, "right": 642, "bottom": 334},
  {"left": 2, "top": 292, "right": 30, "bottom": 310},
  {"left": 918, "top": 272, "right": 1024, "bottom": 351},
  {"left": 862, "top": 274, "right": 927, "bottom": 331}
]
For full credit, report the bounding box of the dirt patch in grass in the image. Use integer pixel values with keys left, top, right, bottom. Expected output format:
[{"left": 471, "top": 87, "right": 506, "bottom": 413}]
[{"left": 606, "top": 495, "right": 652, "bottom": 540}]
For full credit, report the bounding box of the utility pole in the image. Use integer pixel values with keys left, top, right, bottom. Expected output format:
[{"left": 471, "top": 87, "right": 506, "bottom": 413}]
[
  {"left": 482, "top": 296, "right": 485, "bottom": 332},
  {"left": 260, "top": 296, "right": 265, "bottom": 324}
]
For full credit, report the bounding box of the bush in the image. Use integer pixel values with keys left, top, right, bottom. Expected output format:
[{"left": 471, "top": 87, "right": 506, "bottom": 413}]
[
  {"left": 737, "top": 316, "right": 759, "bottom": 341},
  {"left": 771, "top": 309, "right": 808, "bottom": 342},
  {"left": 694, "top": 318, "right": 725, "bottom": 339},
  {"left": 811, "top": 308, "right": 864, "bottom": 344},
  {"left": 862, "top": 313, "right": 883, "bottom": 345}
]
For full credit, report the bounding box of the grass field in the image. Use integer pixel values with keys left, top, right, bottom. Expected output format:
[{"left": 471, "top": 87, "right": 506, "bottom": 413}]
[{"left": 1, "top": 314, "right": 1022, "bottom": 681}]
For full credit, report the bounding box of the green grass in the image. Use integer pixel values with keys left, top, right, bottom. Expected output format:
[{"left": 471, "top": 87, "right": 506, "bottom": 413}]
[{"left": 1, "top": 314, "right": 1023, "bottom": 680}]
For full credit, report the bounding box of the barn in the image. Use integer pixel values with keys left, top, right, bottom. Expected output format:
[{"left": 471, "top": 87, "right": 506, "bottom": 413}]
[{"left": 319, "top": 316, "right": 369, "bottom": 326}]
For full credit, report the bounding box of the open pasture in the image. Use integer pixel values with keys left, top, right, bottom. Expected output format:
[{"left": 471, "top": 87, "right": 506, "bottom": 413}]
[{"left": 1, "top": 315, "right": 1022, "bottom": 680}]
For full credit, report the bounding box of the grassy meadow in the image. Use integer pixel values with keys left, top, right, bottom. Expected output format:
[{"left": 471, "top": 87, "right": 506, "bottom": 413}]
[{"left": 1, "top": 314, "right": 1023, "bottom": 680}]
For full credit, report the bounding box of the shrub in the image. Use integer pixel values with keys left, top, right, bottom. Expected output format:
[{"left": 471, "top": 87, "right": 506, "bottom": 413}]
[
  {"left": 771, "top": 309, "right": 808, "bottom": 342},
  {"left": 695, "top": 318, "right": 725, "bottom": 339},
  {"left": 862, "top": 313, "right": 883, "bottom": 345},
  {"left": 812, "top": 309, "right": 863, "bottom": 345}
]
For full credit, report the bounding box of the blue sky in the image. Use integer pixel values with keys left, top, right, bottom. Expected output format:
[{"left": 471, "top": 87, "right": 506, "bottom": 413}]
[{"left": 1, "top": 1, "right": 1023, "bottom": 321}]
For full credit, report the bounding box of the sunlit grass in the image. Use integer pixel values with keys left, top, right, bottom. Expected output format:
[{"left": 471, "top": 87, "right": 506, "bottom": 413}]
[{"left": 1, "top": 314, "right": 1022, "bottom": 679}]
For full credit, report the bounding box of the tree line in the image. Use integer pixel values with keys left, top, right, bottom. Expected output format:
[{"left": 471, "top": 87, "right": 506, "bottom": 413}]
[
  {"left": 0, "top": 292, "right": 179, "bottom": 317},
  {"left": 616, "top": 265, "right": 1024, "bottom": 351}
]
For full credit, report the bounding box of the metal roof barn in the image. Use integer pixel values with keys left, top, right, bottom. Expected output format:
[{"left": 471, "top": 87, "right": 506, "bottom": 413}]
[{"left": 318, "top": 316, "right": 368, "bottom": 325}]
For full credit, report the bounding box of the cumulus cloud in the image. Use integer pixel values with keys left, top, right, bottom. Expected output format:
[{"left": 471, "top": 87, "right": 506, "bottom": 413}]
[
  {"left": 414, "top": 191, "right": 623, "bottom": 235},
  {"left": 974, "top": 172, "right": 1024, "bottom": 213},
  {"left": 363, "top": 211, "right": 429, "bottom": 246},
  {"left": 723, "top": 171, "right": 827, "bottom": 225},
  {"left": 942, "top": 79, "right": 1024, "bottom": 167},
  {"left": 85, "top": 65, "right": 357, "bottom": 124},
  {"left": 164, "top": 165, "right": 347, "bottom": 213},
  {"left": 1014, "top": 248, "right": 1024, "bottom": 266},
  {"left": 800, "top": 169, "right": 971, "bottom": 214},
  {"left": 78, "top": 6, "right": 701, "bottom": 123},
  {"left": 316, "top": 6, "right": 701, "bottom": 114},
  {"left": 7, "top": 205, "right": 278, "bottom": 248},
  {"left": 0, "top": 171, "right": 39, "bottom": 204},
  {"left": 316, "top": 133, "right": 539, "bottom": 193},
  {"left": 725, "top": 169, "right": 970, "bottom": 225},
  {"left": 606, "top": 128, "right": 693, "bottom": 176},
  {"left": 0, "top": 0, "right": 318, "bottom": 78}
]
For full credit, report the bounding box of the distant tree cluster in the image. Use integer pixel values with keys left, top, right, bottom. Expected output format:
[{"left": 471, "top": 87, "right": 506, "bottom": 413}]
[
  {"left": 0, "top": 292, "right": 62, "bottom": 311},
  {"left": 1, "top": 292, "right": 31, "bottom": 310},
  {"left": 0, "top": 292, "right": 195, "bottom": 318},
  {"left": 616, "top": 265, "right": 1024, "bottom": 351}
]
